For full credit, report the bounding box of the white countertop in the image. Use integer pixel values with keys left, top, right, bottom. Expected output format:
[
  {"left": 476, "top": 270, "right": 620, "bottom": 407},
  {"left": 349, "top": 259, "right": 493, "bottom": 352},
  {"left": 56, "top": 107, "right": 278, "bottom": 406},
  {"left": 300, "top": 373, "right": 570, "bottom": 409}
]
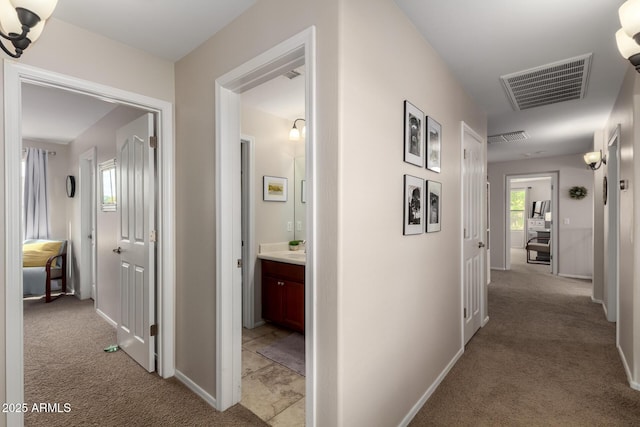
[{"left": 257, "top": 250, "right": 306, "bottom": 266}]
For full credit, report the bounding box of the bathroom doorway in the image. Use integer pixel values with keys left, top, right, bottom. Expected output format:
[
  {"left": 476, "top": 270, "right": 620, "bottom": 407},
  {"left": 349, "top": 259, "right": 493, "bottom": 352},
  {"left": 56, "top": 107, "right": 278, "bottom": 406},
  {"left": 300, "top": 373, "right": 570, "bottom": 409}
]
[{"left": 214, "top": 27, "right": 316, "bottom": 425}]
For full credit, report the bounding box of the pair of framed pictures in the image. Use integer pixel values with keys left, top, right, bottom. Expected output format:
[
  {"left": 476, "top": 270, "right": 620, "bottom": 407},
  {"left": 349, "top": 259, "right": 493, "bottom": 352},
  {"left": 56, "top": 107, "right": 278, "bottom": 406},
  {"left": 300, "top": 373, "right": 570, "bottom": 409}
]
[
  {"left": 403, "top": 100, "right": 441, "bottom": 173},
  {"left": 403, "top": 175, "right": 441, "bottom": 235}
]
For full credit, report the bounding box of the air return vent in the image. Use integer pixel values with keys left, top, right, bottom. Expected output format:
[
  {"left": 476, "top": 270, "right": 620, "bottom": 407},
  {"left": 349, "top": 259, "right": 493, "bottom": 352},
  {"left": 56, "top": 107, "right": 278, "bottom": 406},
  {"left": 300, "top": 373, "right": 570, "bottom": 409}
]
[
  {"left": 283, "top": 69, "right": 301, "bottom": 80},
  {"left": 500, "top": 53, "right": 592, "bottom": 110},
  {"left": 487, "top": 131, "right": 529, "bottom": 144}
]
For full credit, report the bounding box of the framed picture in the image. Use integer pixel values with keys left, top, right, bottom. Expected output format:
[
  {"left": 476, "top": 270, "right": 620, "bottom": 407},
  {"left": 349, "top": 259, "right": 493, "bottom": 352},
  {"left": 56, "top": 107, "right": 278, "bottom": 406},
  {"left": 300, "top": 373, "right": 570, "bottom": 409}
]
[
  {"left": 301, "top": 180, "right": 307, "bottom": 203},
  {"left": 426, "top": 116, "right": 441, "bottom": 173},
  {"left": 404, "top": 101, "right": 425, "bottom": 167},
  {"left": 403, "top": 174, "right": 424, "bottom": 235},
  {"left": 263, "top": 175, "right": 287, "bottom": 202},
  {"left": 427, "top": 180, "right": 442, "bottom": 232}
]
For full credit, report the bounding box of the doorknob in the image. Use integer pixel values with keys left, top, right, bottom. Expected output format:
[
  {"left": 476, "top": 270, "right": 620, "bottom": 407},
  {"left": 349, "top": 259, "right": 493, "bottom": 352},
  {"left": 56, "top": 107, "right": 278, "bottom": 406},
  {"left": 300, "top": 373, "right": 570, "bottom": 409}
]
[
  {"left": 113, "top": 247, "right": 122, "bottom": 254},
  {"left": 478, "top": 242, "right": 485, "bottom": 248}
]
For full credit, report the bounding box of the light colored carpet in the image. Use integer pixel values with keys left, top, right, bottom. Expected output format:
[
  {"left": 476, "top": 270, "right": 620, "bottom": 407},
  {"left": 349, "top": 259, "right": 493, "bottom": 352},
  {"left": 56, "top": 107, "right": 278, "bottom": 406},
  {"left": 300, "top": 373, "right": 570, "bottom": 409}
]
[
  {"left": 257, "top": 332, "right": 305, "bottom": 376},
  {"left": 23, "top": 296, "right": 268, "bottom": 427},
  {"left": 410, "top": 250, "right": 640, "bottom": 425}
]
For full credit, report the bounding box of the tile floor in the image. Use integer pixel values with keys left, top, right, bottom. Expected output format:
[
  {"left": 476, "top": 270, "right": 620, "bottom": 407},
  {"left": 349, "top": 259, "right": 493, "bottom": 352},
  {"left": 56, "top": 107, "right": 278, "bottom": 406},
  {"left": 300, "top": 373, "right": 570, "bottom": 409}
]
[{"left": 241, "top": 323, "right": 306, "bottom": 426}]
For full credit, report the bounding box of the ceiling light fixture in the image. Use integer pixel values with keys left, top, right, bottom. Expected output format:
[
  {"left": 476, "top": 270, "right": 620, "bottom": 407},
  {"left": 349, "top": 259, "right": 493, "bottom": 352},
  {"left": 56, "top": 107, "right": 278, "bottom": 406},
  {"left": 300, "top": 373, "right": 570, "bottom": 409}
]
[
  {"left": 0, "top": 0, "right": 58, "bottom": 58},
  {"left": 289, "top": 118, "right": 306, "bottom": 141},
  {"left": 617, "top": 0, "right": 640, "bottom": 72},
  {"left": 583, "top": 150, "right": 606, "bottom": 170}
]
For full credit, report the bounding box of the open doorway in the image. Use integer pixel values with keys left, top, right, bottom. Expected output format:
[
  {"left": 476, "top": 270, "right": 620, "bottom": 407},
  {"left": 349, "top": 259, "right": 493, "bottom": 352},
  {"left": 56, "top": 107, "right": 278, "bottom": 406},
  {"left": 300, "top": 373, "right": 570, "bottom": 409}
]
[
  {"left": 505, "top": 173, "right": 558, "bottom": 275},
  {"left": 4, "top": 62, "right": 175, "bottom": 425},
  {"left": 238, "top": 62, "right": 307, "bottom": 424},
  {"left": 214, "top": 28, "right": 316, "bottom": 425}
]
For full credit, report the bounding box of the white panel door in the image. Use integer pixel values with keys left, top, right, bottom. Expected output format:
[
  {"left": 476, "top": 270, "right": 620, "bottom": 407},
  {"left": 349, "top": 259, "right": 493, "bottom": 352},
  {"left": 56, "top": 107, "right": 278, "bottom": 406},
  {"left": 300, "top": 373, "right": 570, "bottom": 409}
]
[
  {"left": 116, "top": 113, "right": 156, "bottom": 372},
  {"left": 462, "top": 124, "right": 485, "bottom": 344}
]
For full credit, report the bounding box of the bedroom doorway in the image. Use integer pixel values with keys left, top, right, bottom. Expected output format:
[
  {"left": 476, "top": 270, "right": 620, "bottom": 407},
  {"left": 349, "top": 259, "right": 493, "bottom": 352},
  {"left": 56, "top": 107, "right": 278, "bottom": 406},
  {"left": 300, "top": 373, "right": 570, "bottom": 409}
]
[{"left": 4, "top": 62, "right": 176, "bottom": 425}]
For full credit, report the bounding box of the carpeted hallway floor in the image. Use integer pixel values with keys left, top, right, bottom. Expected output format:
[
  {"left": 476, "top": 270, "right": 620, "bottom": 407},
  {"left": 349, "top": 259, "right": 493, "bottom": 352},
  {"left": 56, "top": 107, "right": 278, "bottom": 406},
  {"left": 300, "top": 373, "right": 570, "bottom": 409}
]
[
  {"left": 23, "top": 296, "right": 268, "bottom": 427},
  {"left": 410, "top": 249, "right": 640, "bottom": 425}
]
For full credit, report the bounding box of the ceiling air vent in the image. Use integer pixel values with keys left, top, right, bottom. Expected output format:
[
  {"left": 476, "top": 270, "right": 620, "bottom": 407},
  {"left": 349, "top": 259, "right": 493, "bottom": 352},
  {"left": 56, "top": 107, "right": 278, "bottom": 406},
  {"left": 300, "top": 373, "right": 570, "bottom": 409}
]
[
  {"left": 500, "top": 53, "right": 592, "bottom": 111},
  {"left": 487, "top": 131, "right": 529, "bottom": 144},
  {"left": 283, "top": 69, "right": 301, "bottom": 80}
]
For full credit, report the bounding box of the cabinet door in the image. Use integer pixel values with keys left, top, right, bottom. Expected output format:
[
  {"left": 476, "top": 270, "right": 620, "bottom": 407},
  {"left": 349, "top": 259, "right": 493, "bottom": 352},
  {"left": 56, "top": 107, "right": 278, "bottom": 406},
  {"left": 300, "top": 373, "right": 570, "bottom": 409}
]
[
  {"left": 282, "top": 281, "right": 305, "bottom": 333},
  {"left": 262, "top": 276, "right": 284, "bottom": 323}
]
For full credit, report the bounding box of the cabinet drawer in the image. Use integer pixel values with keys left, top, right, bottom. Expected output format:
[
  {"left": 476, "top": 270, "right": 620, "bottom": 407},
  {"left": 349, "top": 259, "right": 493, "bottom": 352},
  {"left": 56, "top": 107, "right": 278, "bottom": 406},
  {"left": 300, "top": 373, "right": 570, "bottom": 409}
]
[{"left": 262, "top": 260, "right": 305, "bottom": 281}]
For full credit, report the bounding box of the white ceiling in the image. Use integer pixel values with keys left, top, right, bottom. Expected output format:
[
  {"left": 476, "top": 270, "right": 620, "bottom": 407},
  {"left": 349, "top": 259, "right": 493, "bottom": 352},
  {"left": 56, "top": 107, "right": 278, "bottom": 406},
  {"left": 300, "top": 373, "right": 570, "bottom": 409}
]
[
  {"left": 30, "top": 1, "right": 630, "bottom": 160},
  {"left": 22, "top": 83, "right": 118, "bottom": 144},
  {"left": 394, "top": 0, "right": 630, "bottom": 162},
  {"left": 241, "top": 67, "right": 306, "bottom": 122}
]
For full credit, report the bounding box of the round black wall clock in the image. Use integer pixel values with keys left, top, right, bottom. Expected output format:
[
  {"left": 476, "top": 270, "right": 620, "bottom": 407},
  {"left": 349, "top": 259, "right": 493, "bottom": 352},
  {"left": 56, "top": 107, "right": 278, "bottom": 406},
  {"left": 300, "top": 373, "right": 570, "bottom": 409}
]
[{"left": 66, "top": 175, "right": 76, "bottom": 198}]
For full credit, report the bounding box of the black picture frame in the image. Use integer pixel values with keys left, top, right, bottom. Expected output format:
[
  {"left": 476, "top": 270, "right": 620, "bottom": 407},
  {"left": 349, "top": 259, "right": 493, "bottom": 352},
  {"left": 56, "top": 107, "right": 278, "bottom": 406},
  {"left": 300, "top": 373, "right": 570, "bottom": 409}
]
[
  {"left": 403, "top": 101, "right": 425, "bottom": 167},
  {"left": 426, "top": 116, "right": 441, "bottom": 173},
  {"left": 66, "top": 175, "right": 76, "bottom": 198},
  {"left": 403, "top": 174, "right": 424, "bottom": 235},
  {"left": 426, "top": 180, "right": 442, "bottom": 232}
]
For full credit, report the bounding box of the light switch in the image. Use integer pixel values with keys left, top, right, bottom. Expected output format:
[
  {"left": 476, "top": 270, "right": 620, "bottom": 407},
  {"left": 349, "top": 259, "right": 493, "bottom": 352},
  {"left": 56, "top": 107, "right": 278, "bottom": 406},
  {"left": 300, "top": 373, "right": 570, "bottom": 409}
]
[
  {"left": 287, "top": 221, "right": 293, "bottom": 232},
  {"left": 563, "top": 218, "right": 570, "bottom": 225},
  {"left": 296, "top": 221, "right": 302, "bottom": 231}
]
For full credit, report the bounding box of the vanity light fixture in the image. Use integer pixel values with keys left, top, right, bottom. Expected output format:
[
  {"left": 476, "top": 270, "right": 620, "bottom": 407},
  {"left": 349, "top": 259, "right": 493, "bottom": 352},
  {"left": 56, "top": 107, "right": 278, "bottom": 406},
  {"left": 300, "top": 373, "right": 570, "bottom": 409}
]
[
  {"left": 289, "top": 118, "right": 306, "bottom": 141},
  {"left": 616, "top": 0, "right": 640, "bottom": 72},
  {"left": 0, "top": 0, "right": 58, "bottom": 58},
  {"left": 583, "top": 150, "right": 606, "bottom": 171}
]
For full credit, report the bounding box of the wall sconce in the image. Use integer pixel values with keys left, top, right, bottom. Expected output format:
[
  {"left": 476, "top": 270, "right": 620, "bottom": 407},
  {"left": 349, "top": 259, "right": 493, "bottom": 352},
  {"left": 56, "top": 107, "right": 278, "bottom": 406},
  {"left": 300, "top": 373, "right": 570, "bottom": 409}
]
[
  {"left": 617, "top": 0, "right": 640, "bottom": 72},
  {"left": 583, "top": 150, "right": 606, "bottom": 170},
  {"left": 289, "top": 118, "right": 306, "bottom": 141},
  {"left": 0, "top": 0, "right": 58, "bottom": 58}
]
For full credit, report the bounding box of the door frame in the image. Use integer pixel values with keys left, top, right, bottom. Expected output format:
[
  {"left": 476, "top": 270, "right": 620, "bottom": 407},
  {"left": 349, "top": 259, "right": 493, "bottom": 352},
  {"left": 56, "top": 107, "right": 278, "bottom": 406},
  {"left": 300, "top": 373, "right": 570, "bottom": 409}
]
[
  {"left": 4, "top": 61, "right": 176, "bottom": 425},
  {"left": 79, "top": 147, "right": 97, "bottom": 302},
  {"left": 605, "top": 126, "right": 620, "bottom": 325},
  {"left": 504, "top": 172, "right": 558, "bottom": 274},
  {"left": 215, "top": 27, "right": 316, "bottom": 424},
  {"left": 240, "top": 135, "right": 257, "bottom": 329},
  {"left": 460, "top": 122, "right": 488, "bottom": 347}
]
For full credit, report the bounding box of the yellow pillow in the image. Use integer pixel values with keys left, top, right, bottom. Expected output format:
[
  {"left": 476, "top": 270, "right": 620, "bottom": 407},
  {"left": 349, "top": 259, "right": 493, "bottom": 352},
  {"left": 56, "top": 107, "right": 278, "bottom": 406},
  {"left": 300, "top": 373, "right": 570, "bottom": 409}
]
[{"left": 23, "top": 241, "right": 63, "bottom": 268}]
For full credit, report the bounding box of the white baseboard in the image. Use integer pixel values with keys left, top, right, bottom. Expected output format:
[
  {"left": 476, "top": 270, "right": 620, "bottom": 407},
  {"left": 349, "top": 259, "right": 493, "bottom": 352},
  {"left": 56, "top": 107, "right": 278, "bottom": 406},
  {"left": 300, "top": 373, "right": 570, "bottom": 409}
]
[
  {"left": 96, "top": 309, "right": 117, "bottom": 328},
  {"left": 482, "top": 316, "right": 490, "bottom": 327},
  {"left": 617, "top": 344, "right": 640, "bottom": 391},
  {"left": 591, "top": 296, "right": 604, "bottom": 304},
  {"left": 175, "top": 369, "right": 218, "bottom": 409},
  {"left": 490, "top": 267, "right": 507, "bottom": 271},
  {"left": 399, "top": 346, "right": 465, "bottom": 426},
  {"left": 253, "top": 320, "right": 265, "bottom": 328},
  {"left": 558, "top": 273, "right": 592, "bottom": 280}
]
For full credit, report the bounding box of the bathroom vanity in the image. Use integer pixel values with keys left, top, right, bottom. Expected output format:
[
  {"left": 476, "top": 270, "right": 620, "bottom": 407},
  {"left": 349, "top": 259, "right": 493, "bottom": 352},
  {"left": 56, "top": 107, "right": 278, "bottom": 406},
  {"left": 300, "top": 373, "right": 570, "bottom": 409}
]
[{"left": 261, "top": 259, "right": 305, "bottom": 333}]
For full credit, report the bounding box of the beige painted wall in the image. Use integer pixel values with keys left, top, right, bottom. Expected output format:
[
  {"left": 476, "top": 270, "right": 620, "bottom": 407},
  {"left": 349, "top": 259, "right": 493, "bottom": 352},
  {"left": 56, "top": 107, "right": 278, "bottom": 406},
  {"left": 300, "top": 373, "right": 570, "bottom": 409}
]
[
  {"left": 339, "top": 0, "right": 486, "bottom": 425},
  {"left": 592, "top": 130, "right": 605, "bottom": 302},
  {"left": 174, "top": 0, "right": 340, "bottom": 422},
  {"left": 489, "top": 155, "right": 594, "bottom": 278},
  {"left": 22, "top": 139, "right": 69, "bottom": 240},
  {"left": 600, "top": 66, "right": 639, "bottom": 385},
  {"left": 241, "top": 104, "right": 297, "bottom": 323},
  {"left": 0, "top": 18, "right": 174, "bottom": 426}
]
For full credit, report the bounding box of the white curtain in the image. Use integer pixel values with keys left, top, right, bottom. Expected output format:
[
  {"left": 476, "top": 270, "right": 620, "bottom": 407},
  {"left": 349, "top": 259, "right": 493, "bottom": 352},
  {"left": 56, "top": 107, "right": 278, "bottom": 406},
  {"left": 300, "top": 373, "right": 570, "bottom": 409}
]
[{"left": 23, "top": 147, "right": 50, "bottom": 240}]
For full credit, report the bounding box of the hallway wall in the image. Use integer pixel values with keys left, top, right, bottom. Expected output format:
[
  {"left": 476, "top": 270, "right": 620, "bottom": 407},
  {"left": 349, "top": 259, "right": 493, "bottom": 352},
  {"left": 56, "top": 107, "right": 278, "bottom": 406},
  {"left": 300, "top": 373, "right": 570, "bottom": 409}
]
[
  {"left": 489, "top": 155, "right": 594, "bottom": 278},
  {"left": 598, "top": 65, "right": 640, "bottom": 389}
]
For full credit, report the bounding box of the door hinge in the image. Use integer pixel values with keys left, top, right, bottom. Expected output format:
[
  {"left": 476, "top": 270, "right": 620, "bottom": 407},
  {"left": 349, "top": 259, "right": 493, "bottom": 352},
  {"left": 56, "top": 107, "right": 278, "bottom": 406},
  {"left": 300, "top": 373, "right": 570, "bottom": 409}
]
[
  {"left": 150, "top": 230, "right": 157, "bottom": 242},
  {"left": 237, "top": 259, "right": 243, "bottom": 268},
  {"left": 150, "top": 136, "right": 158, "bottom": 149},
  {"left": 150, "top": 324, "right": 157, "bottom": 337},
  {"left": 464, "top": 149, "right": 467, "bottom": 159},
  {"left": 464, "top": 308, "right": 467, "bottom": 318}
]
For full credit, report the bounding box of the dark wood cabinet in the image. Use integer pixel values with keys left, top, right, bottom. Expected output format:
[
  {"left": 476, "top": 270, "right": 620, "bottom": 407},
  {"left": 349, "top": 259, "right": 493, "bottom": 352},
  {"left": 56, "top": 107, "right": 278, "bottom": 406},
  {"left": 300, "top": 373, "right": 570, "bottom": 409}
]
[{"left": 261, "top": 260, "right": 305, "bottom": 333}]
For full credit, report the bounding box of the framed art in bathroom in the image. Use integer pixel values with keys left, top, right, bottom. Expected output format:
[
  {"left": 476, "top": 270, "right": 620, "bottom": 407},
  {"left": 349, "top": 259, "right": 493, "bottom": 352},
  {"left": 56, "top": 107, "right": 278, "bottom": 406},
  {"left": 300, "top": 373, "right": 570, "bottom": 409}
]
[
  {"left": 403, "top": 100, "right": 425, "bottom": 167},
  {"left": 426, "top": 116, "right": 441, "bottom": 173},
  {"left": 403, "top": 174, "right": 424, "bottom": 235},
  {"left": 426, "top": 180, "right": 442, "bottom": 232},
  {"left": 263, "top": 175, "right": 288, "bottom": 202}
]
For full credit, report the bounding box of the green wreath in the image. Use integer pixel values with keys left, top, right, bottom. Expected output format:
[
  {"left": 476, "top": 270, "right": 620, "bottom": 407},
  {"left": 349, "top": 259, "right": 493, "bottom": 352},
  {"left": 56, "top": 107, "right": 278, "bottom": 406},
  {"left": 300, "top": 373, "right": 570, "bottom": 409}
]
[{"left": 569, "top": 186, "right": 587, "bottom": 200}]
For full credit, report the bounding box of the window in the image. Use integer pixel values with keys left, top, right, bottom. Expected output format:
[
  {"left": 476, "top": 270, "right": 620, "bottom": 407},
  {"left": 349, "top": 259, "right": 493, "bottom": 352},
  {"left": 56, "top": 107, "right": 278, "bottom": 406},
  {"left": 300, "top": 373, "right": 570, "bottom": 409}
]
[
  {"left": 99, "top": 159, "right": 117, "bottom": 212},
  {"left": 510, "top": 189, "right": 525, "bottom": 231}
]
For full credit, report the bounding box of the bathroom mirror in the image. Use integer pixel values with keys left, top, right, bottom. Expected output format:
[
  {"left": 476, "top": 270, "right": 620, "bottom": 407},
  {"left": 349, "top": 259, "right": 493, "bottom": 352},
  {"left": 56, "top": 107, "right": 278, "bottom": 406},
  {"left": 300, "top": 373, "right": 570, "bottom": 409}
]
[{"left": 294, "top": 155, "right": 306, "bottom": 240}]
